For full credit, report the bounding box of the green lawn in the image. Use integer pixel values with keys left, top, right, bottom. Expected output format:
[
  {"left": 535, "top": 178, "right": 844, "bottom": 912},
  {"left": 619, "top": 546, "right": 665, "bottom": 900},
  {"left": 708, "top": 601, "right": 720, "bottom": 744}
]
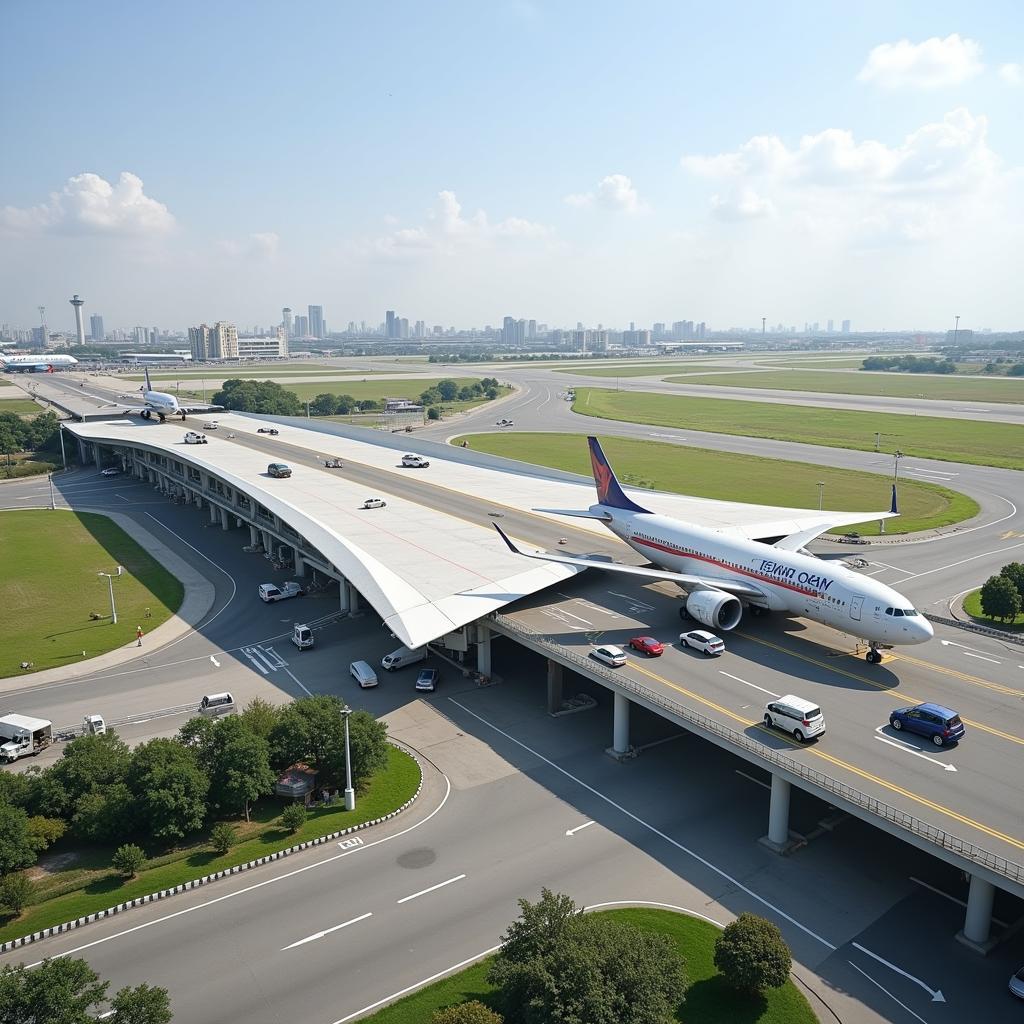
[
  {"left": 124, "top": 364, "right": 342, "bottom": 380},
  {"left": 752, "top": 357, "right": 874, "bottom": 369},
  {"left": 0, "top": 746, "right": 420, "bottom": 943},
  {"left": 0, "top": 510, "right": 184, "bottom": 676},
  {"left": 664, "top": 368, "right": 1024, "bottom": 403},
  {"left": 572, "top": 388, "right": 1024, "bottom": 470},
  {"left": 962, "top": 589, "right": 1024, "bottom": 631},
  {"left": 0, "top": 398, "right": 44, "bottom": 415},
  {"left": 556, "top": 363, "right": 742, "bottom": 378},
  {"left": 456, "top": 433, "right": 977, "bottom": 536},
  {"left": 360, "top": 907, "right": 815, "bottom": 1024}
]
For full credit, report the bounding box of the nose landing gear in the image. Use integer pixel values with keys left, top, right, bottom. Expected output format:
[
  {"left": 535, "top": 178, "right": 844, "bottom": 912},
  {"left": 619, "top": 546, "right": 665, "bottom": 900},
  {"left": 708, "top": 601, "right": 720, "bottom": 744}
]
[{"left": 865, "top": 643, "right": 889, "bottom": 664}]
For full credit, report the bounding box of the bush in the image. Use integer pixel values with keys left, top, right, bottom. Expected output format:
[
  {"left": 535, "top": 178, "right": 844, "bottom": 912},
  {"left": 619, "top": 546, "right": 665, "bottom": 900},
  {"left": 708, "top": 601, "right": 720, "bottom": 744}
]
[
  {"left": 111, "top": 843, "right": 146, "bottom": 879},
  {"left": 427, "top": 406, "right": 441, "bottom": 420},
  {"left": 281, "top": 803, "right": 307, "bottom": 833},
  {"left": 713, "top": 913, "right": 792, "bottom": 994},
  {"left": 0, "top": 872, "right": 34, "bottom": 913},
  {"left": 210, "top": 822, "right": 235, "bottom": 854},
  {"left": 433, "top": 1001, "right": 504, "bottom": 1024}
]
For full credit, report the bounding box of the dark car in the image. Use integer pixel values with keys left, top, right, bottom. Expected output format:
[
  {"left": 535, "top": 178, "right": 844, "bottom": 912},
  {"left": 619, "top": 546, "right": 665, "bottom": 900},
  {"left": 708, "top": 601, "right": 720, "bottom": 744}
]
[
  {"left": 257, "top": 427, "right": 280, "bottom": 435},
  {"left": 889, "top": 703, "right": 965, "bottom": 746},
  {"left": 267, "top": 463, "right": 292, "bottom": 478},
  {"left": 414, "top": 668, "right": 439, "bottom": 692}
]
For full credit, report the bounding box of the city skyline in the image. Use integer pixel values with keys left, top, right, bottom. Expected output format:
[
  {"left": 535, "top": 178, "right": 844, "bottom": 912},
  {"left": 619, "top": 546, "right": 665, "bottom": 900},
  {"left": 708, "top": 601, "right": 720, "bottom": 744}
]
[{"left": 1, "top": 3, "right": 1022, "bottom": 329}]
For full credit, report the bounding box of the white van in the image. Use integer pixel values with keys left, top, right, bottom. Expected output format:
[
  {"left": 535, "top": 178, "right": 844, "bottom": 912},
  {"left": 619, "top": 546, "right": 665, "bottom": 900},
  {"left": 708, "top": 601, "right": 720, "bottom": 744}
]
[
  {"left": 200, "top": 692, "right": 235, "bottom": 716},
  {"left": 350, "top": 660, "right": 379, "bottom": 689},
  {"left": 763, "top": 695, "right": 825, "bottom": 743},
  {"left": 381, "top": 645, "right": 428, "bottom": 671}
]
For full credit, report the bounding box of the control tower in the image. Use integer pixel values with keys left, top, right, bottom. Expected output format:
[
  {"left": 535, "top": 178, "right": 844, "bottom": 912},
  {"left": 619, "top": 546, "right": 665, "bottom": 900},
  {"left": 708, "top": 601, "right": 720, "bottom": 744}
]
[{"left": 70, "top": 294, "right": 86, "bottom": 347}]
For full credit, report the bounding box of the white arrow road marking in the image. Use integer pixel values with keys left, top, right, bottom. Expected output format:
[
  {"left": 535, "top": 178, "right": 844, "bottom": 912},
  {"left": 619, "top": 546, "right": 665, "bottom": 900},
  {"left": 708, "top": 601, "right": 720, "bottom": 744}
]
[
  {"left": 209, "top": 655, "right": 220, "bottom": 668},
  {"left": 852, "top": 942, "right": 945, "bottom": 1002},
  {"left": 963, "top": 651, "right": 1001, "bottom": 664},
  {"left": 847, "top": 961, "right": 930, "bottom": 1024},
  {"left": 396, "top": 874, "right": 466, "bottom": 905},
  {"left": 281, "top": 912, "right": 372, "bottom": 951},
  {"left": 719, "top": 671, "right": 780, "bottom": 699},
  {"left": 565, "top": 820, "right": 596, "bottom": 836},
  {"left": 241, "top": 648, "right": 268, "bottom": 674},
  {"left": 940, "top": 639, "right": 1000, "bottom": 661},
  {"left": 874, "top": 728, "right": 957, "bottom": 771}
]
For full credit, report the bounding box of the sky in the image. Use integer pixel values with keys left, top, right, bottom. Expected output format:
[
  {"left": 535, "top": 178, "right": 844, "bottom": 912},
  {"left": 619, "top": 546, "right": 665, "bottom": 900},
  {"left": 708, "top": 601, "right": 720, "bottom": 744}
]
[{"left": 1, "top": 0, "right": 1023, "bottom": 333}]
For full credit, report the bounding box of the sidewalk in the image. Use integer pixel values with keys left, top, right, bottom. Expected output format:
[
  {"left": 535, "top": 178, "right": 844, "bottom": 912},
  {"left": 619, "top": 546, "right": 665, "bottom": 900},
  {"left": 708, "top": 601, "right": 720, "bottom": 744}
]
[{"left": 0, "top": 507, "right": 216, "bottom": 694}]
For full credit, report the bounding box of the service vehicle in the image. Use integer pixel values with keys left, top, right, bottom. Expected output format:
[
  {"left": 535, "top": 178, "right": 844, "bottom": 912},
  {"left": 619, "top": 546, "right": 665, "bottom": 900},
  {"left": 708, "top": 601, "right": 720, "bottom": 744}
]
[
  {"left": 381, "top": 645, "right": 428, "bottom": 671},
  {"left": 83, "top": 714, "right": 106, "bottom": 736},
  {"left": 763, "top": 696, "right": 826, "bottom": 743},
  {"left": 496, "top": 418, "right": 514, "bottom": 427},
  {"left": 415, "top": 668, "right": 439, "bottom": 692},
  {"left": 324, "top": 458, "right": 344, "bottom": 468},
  {"left": 361, "top": 497, "right": 387, "bottom": 509},
  {"left": 591, "top": 645, "right": 627, "bottom": 667},
  {"left": 184, "top": 431, "right": 208, "bottom": 444},
  {"left": 628, "top": 636, "right": 664, "bottom": 656},
  {"left": 680, "top": 630, "right": 725, "bottom": 656},
  {"left": 350, "top": 660, "right": 378, "bottom": 688},
  {"left": 199, "top": 692, "right": 235, "bottom": 716},
  {"left": 258, "top": 581, "right": 304, "bottom": 602},
  {"left": 100, "top": 467, "right": 121, "bottom": 476},
  {"left": 291, "top": 623, "right": 314, "bottom": 649},
  {"left": 267, "top": 463, "right": 291, "bottom": 478},
  {"left": 889, "top": 703, "right": 965, "bottom": 746},
  {"left": 202, "top": 421, "right": 219, "bottom": 430},
  {"left": 401, "top": 454, "right": 430, "bottom": 468},
  {"left": 0, "top": 714, "right": 52, "bottom": 763},
  {"left": 257, "top": 427, "right": 280, "bottom": 435}
]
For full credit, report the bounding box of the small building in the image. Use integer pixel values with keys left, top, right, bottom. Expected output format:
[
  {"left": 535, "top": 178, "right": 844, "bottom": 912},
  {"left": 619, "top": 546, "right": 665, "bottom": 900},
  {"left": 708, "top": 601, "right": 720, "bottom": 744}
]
[
  {"left": 384, "top": 398, "right": 423, "bottom": 413},
  {"left": 275, "top": 762, "right": 318, "bottom": 801}
]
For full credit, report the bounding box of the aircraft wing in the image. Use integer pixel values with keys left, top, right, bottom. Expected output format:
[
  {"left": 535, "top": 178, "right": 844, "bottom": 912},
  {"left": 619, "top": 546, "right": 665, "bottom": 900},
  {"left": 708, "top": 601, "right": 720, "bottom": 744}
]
[
  {"left": 493, "top": 525, "right": 764, "bottom": 600},
  {"left": 177, "top": 402, "right": 223, "bottom": 414}
]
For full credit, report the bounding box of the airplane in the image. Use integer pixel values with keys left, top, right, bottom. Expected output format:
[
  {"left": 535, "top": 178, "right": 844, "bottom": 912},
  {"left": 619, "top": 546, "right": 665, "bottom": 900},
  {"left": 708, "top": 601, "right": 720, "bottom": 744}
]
[
  {"left": 495, "top": 436, "right": 933, "bottom": 663},
  {"left": 0, "top": 353, "right": 79, "bottom": 372},
  {"left": 119, "top": 367, "right": 221, "bottom": 423}
]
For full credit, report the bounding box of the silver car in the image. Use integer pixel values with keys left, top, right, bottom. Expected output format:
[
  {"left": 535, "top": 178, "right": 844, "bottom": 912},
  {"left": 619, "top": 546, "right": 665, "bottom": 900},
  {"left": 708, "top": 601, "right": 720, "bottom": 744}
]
[{"left": 1010, "top": 965, "right": 1024, "bottom": 1000}]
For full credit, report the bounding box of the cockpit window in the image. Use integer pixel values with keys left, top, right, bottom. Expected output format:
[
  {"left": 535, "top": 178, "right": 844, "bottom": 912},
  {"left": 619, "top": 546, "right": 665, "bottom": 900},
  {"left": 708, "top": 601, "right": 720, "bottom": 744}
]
[
  {"left": 893, "top": 608, "right": 903, "bottom": 616},
  {"left": 885, "top": 607, "right": 893, "bottom": 616},
  {"left": 903, "top": 608, "right": 918, "bottom": 616}
]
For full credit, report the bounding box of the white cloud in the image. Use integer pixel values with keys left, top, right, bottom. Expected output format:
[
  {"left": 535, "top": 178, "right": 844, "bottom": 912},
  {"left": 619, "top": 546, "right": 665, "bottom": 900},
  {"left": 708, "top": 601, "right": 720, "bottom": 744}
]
[
  {"left": 710, "top": 188, "right": 776, "bottom": 221},
  {"left": 565, "top": 173, "right": 643, "bottom": 212},
  {"left": 0, "top": 171, "right": 174, "bottom": 235},
  {"left": 999, "top": 62, "right": 1023, "bottom": 85},
  {"left": 858, "top": 34, "right": 983, "bottom": 89},
  {"left": 218, "top": 231, "right": 279, "bottom": 259}
]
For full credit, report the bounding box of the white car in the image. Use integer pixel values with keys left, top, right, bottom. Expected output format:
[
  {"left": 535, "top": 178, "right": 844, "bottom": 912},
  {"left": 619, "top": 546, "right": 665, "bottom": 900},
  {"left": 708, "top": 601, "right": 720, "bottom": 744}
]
[
  {"left": 591, "top": 645, "right": 627, "bottom": 667},
  {"left": 763, "top": 695, "right": 826, "bottom": 743},
  {"left": 184, "top": 431, "right": 208, "bottom": 445},
  {"left": 680, "top": 630, "right": 725, "bottom": 656},
  {"left": 202, "top": 421, "right": 219, "bottom": 430},
  {"left": 1010, "top": 965, "right": 1024, "bottom": 1000},
  {"left": 401, "top": 454, "right": 430, "bottom": 468},
  {"left": 100, "top": 467, "right": 120, "bottom": 477},
  {"left": 258, "top": 581, "right": 304, "bottom": 603},
  {"left": 361, "top": 497, "right": 387, "bottom": 509},
  {"left": 496, "top": 419, "right": 514, "bottom": 428}
]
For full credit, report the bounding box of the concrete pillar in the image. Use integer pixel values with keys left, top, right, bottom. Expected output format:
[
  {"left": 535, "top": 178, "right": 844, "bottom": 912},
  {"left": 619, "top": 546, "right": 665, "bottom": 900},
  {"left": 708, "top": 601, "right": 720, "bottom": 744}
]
[
  {"left": 759, "top": 774, "right": 794, "bottom": 854},
  {"left": 209, "top": 503, "right": 219, "bottom": 524},
  {"left": 220, "top": 507, "right": 229, "bottom": 531},
  {"left": 347, "top": 581, "right": 360, "bottom": 613},
  {"left": 249, "top": 524, "right": 259, "bottom": 546},
  {"left": 77, "top": 439, "right": 89, "bottom": 465},
  {"left": 294, "top": 553, "right": 306, "bottom": 578},
  {"left": 612, "top": 692, "right": 631, "bottom": 755},
  {"left": 262, "top": 530, "right": 273, "bottom": 554},
  {"left": 476, "top": 625, "right": 491, "bottom": 679},
  {"left": 547, "top": 660, "right": 564, "bottom": 715},
  {"left": 94, "top": 445, "right": 103, "bottom": 470},
  {"left": 959, "top": 875, "right": 996, "bottom": 950},
  {"left": 338, "top": 576, "right": 350, "bottom": 613}
]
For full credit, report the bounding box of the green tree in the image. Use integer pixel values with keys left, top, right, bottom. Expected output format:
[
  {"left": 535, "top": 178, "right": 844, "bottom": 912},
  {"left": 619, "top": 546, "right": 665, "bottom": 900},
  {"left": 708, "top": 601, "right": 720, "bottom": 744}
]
[
  {"left": 0, "top": 957, "right": 108, "bottom": 1023},
  {"left": 281, "top": 803, "right": 307, "bottom": 833},
  {"left": 713, "top": 913, "right": 792, "bottom": 994},
  {"left": 432, "top": 1002, "right": 503, "bottom": 1024},
  {"left": 45, "top": 731, "right": 133, "bottom": 838},
  {"left": 419, "top": 388, "right": 442, "bottom": 406},
  {"left": 341, "top": 710, "right": 389, "bottom": 790},
  {"left": 216, "top": 719, "right": 275, "bottom": 820},
  {"left": 0, "top": 872, "right": 33, "bottom": 913},
  {"left": 210, "top": 822, "right": 235, "bottom": 854},
  {"left": 212, "top": 379, "right": 302, "bottom": 416},
  {"left": 112, "top": 843, "right": 146, "bottom": 878},
  {"left": 0, "top": 802, "right": 39, "bottom": 874},
  {"left": 128, "top": 738, "right": 209, "bottom": 840},
  {"left": 26, "top": 815, "right": 65, "bottom": 853},
  {"left": 979, "top": 574, "right": 1022, "bottom": 622},
  {"left": 427, "top": 406, "right": 441, "bottom": 421},
  {"left": 270, "top": 695, "right": 346, "bottom": 781},
  {"left": 108, "top": 983, "right": 173, "bottom": 1024},
  {"left": 239, "top": 697, "right": 281, "bottom": 740},
  {"left": 1000, "top": 562, "right": 1024, "bottom": 603},
  {"left": 310, "top": 392, "right": 338, "bottom": 416},
  {"left": 437, "top": 379, "right": 460, "bottom": 401},
  {"left": 334, "top": 394, "right": 357, "bottom": 415}
]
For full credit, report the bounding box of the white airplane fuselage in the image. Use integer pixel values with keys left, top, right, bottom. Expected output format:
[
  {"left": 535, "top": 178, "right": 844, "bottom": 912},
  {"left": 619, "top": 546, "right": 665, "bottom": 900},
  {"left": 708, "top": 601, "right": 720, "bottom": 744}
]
[
  {"left": 604, "top": 507, "right": 933, "bottom": 648},
  {"left": 139, "top": 389, "right": 180, "bottom": 420}
]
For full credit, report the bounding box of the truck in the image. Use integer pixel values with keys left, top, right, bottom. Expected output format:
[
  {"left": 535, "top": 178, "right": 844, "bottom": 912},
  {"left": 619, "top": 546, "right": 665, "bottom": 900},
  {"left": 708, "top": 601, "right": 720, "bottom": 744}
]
[
  {"left": 258, "top": 581, "right": 304, "bottom": 603},
  {"left": 0, "top": 714, "right": 52, "bottom": 763}
]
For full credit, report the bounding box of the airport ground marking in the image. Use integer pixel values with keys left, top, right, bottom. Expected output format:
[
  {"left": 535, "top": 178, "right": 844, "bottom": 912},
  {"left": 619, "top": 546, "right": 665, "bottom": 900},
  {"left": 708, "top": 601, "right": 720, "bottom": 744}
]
[
  {"left": 565, "top": 820, "right": 596, "bottom": 836},
  {"left": 893, "top": 649, "right": 1024, "bottom": 698},
  {"left": 280, "top": 912, "right": 373, "bottom": 951},
  {"left": 719, "top": 670, "right": 780, "bottom": 699},
  {"left": 872, "top": 728, "right": 957, "bottom": 772},
  {"left": 846, "top": 961, "right": 931, "bottom": 1024},
  {"left": 396, "top": 874, "right": 466, "bottom": 905},
  {"left": 851, "top": 942, "right": 945, "bottom": 1002}
]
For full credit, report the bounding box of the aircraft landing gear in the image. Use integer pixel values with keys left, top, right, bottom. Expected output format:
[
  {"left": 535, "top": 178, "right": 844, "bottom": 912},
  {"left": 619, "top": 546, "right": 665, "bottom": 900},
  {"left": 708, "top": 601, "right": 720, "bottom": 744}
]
[
  {"left": 141, "top": 409, "right": 151, "bottom": 420},
  {"left": 865, "top": 644, "right": 885, "bottom": 664},
  {"left": 678, "top": 604, "right": 690, "bottom": 621}
]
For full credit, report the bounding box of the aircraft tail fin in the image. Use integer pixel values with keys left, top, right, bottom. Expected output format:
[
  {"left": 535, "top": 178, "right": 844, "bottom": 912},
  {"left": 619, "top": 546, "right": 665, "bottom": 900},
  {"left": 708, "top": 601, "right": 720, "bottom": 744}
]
[
  {"left": 144, "top": 366, "right": 153, "bottom": 392},
  {"left": 588, "top": 436, "right": 650, "bottom": 513},
  {"left": 890, "top": 484, "right": 899, "bottom": 516}
]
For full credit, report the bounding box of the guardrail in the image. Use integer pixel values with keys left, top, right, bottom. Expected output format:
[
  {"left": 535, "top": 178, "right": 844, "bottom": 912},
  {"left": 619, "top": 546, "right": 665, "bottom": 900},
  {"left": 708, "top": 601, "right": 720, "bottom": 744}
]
[
  {"left": 490, "top": 613, "right": 1024, "bottom": 886},
  {"left": 925, "top": 612, "right": 1024, "bottom": 648}
]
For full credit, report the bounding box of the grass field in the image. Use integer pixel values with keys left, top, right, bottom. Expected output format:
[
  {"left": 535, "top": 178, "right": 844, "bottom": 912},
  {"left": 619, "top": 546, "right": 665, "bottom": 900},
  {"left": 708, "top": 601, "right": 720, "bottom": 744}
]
[
  {"left": 169, "top": 377, "right": 504, "bottom": 404},
  {"left": 962, "top": 589, "right": 1024, "bottom": 631},
  {"left": 0, "top": 745, "right": 420, "bottom": 943},
  {"left": 555, "top": 363, "right": 741, "bottom": 378},
  {"left": 664, "top": 368, "right": 1024, "bottom": 403},
  {"left": 572, "top": 387, "right": 1024, "bottom": 470},
  {"left": 361, "top": 907, "right": 815, "bottom": 1024},
  {"left": 456, "top": 433, "right": 976, "bottom": 535},
  {"left": 752, "top": 357, "right": 873, "bottom": 369},
  {"left": 0, "top": 398, "right": 44, "bottom": 415},
  {"left": 124, "top": 363, "right": 339, "bottom": 380},
  {"left": 0, "top": 510, "right": 184, "bottom": 676}
]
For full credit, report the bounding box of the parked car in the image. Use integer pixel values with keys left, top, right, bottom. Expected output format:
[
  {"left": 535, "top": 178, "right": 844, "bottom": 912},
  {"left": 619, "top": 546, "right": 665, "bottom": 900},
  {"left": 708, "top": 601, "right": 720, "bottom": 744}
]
[
  {"left": 680, "top": 630, "right": 725, "bottom": 656},
  {"left": 257, "top": 427, "right": 280, "bottom": 435},
  {"left": 628, "top": 636, "right": 664, "bottom": 657},
  {"left": 267, "top": 463, "right": 291, "bottom": 478},
  {"left": 361, "top": 497, "right": 386, "bottom": 509},
  {"left": 1009, "top": 965, "right": 1024, "bottom": 1000},
  {"left": 258, "top": 581, "right": 303, "bottom": 603},
  {"left": 184, "top": 431, "right": 207, "bottom": 444},
  {"left": 763, "top": 696, "right": 826, "bottom": 743},
  {"left": 350, "top": 660, "right": 378, "bottom": 689},
  {"left": 496, "top": 418, "right": 514, "bottom": 427},
  {"left": 324, "top": 458, "right": 344, "bottom": 468},
  {"left": 415, "top": 668, "right": 439, "bottom": 692},
  {"left": 889, "top": 703, "right": 965, "bottom": 746},
  {"left": 202, "top": 421, "right": 219, "bottom": 430},
  {"left": 401, "top": 454, "right": 430, "bottom": 468},
  {"left": 591, "top": 645, "right": 627, "bottom": 667},
  {"left": 100, "top": 467, "right": 121, "bottom": 476}
]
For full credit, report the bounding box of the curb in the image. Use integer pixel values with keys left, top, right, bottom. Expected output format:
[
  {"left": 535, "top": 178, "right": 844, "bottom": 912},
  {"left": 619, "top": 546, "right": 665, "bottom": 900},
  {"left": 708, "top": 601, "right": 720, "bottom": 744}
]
[{"left": 0, "top": 742, "right": 423, "bottom": 954}]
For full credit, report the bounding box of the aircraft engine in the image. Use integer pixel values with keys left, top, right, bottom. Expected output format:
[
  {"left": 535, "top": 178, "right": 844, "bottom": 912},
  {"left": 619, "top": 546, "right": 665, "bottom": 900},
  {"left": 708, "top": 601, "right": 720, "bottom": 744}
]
[{"left": 683, "top": 590, "right": 742, "bottom": 631}]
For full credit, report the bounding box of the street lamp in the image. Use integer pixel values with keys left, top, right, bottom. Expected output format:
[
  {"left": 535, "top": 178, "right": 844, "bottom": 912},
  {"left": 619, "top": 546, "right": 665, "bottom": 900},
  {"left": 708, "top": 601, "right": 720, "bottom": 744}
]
[
  {"left": 97, "top": 566, "right": 124, "bottom": 624},
  {"left": 953, "top": 315, "right": 960, "bottom": 348},
  {"left": 341, "top": 707, "right": 355, "bottom": 811},
  {"left": 58, "top": 422, "right": 67, "bottom": 470},
  {"left": 817, "top": 481, "right": 825, "bottom": 511},
  {"left": 893, "top": 449, "right": 904, "bottom": 483}
]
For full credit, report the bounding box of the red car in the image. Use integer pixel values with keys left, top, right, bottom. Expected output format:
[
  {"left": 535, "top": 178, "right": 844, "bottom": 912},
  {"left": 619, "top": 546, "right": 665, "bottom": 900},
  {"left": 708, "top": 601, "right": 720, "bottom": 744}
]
[{"left": 628, "top": 636, "right": 664, "bottom": 657}]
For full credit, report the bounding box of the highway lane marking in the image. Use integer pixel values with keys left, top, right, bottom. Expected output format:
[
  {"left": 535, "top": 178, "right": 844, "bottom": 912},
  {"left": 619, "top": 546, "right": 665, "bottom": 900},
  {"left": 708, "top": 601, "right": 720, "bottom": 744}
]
[
  {"left": 846, "top": 961, "right": 930, "bottom": 1024},
  {"left": 241, "top": 647, "right": 270, "bottom": 674},
  {"left": 889, "top": 650, "right": 1024, "bottom": 698},
  {"left": 22, "top": 774, "right": 453, "bottom": 967},
  {"left": 939, "top": 639, "right": 1000, "bottom": 659},
  {"left": 897, "top": 536, "right": 1024, "bottom": 582},
  {"left": 851, "top": 942, "right": 945, "bottom": 1002},
  {"left": 396, "top": 874, "right": 466, "bottom": 904},
  {"left": 907, "top": 876, "right": 1009, "bottom": 926},
  {"left": 282, "top": 665, "right": 313, "bottom": 697},
  {"left": 608, "top": 590, "right": 655, "bottom": 611},
  {"left": 963, "top": 651, "right": 1000, "bottom": 664},
  {"left": 565, "top": 820, "right": 596, "bottom": 836},
  {"left": 553, "top": 607, "right": 593, "bottom": 626},
  {"left": 719, "top": 671, "right": 780, "bottom": 699},
  {"left": 280, "top": 912, "right": 373, "bottom": 951},
  {"left": 735, "top": 770, "right": 771, "bottom": 790},
  {"left": 448, "top": 697, "right": 838, "bottom": 951},
  {"left": 873, "top": 728, "right": 957, "bottom": 772}
]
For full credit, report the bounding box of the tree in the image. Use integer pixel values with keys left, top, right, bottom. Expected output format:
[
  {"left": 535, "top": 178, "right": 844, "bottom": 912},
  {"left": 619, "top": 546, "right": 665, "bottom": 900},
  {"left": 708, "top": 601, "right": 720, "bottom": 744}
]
[
  {"left": 270, "top": 695, "right": 347, "bottom": 781},
  {"left": 432, "top": 1002, "right": 503, "bottom": 1024},
  {"left": 0, "top": 957, "right": 108, "bottom": 1023},
  {"left": 112, "top": 843, "right": 146, "bottom": 878},
  {"left": 0, "top": 872, "right": 33, "bottom": 913},
  {"left": 419, "top": 388, "right": 442, "bottom": 406},
  {"left": 0, "top": 802, "right": 38, "bottom": 874},
  {"left": 26, "top": 815, "right": 65, "bottom": 853},
  {"left": 437, "top": 379, "right": 460, "bottom": 401},
  {"left": 128, "top": 738, "right": 209, "bottom": 841},
  {"left": 281, "top": 803, "right": 307, "bottom": 833},
  {"left": 489, "top": 890, "right": 686, "bottom": 1024},
  {"left": 310, "top": 392, "right": 338, "bottom": 416},
  {"left": 240, "top": 697, "right": 281, "bottom": 740},
  {"left": 331, "top": 710, "right": 388, "bottom": 790},
  {"left": 108, "top": 983, "right": 173, "bottom": 1024},
  {"left": 713, "top": 913, "right": 792, "bottom": 994},
  {"left": 1000, "top": 562, "right": 1024, "bottom": 603},
  {"left": 210, "top": 822, "right": 235, "bottom": 854},
  {"left": 427, "top": 406, "right": 441, "bottom": 421},
  {"left": 182, "top": 716, "right": 274, "bottom": 820},
  {"left": 46, "top": 731, "right": 133, "bottom": 838},
  {"left": 979, "top": 574, "right": 1022, "bottom": 622}
]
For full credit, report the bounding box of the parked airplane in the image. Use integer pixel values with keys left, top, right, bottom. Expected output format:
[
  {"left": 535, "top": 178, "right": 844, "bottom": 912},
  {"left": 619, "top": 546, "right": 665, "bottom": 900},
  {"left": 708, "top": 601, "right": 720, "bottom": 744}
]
[
  {"left": 496, "top": 436, "right": 932, "bottom": 662},
  {"left": 0, "top": 353, "right": 79, "bottom": 372},
  {"left": 121, "top": 367, "right": 221, "bottom": 422}
]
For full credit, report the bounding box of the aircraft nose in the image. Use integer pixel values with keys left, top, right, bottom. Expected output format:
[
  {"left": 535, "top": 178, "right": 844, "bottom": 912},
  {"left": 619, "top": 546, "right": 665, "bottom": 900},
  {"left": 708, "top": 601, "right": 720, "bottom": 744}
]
[{"left": 913, "top": 617, "right": 934, "bottom": 643}]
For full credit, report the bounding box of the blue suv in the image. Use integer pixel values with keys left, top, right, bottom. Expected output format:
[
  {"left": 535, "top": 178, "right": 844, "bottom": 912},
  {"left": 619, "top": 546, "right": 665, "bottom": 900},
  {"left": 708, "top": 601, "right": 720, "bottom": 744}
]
[{"left": 889, "top": 703, "right": 965, "bottom": 746}]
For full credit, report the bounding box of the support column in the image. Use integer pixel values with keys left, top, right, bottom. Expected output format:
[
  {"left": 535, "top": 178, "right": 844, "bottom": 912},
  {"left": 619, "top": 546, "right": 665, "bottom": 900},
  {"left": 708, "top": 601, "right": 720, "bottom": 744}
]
[
  {"left": 546, "top": 660, "right": 564, "bottom": 715},
  {"left": 957, "top": 875, "right": 997, "bottom": 952},
  {"left": 262, "top": 530, "right": 273, "bottom": 554},
  {"left": 347, "top": 581, "right": 360, "bottom": 614},
  {"left": 249, "top": 524, "right": 259, "bottom": 546},
  {"left": 338, "top": 576, "right": 350, "bottom": 614},
  {"left": 94, "top": 445, "right": 103, "bottom": 470},
  {"left": 606, "top": 691, "right": 632, "bottom": 760},
  {"left": 77, "top": 439, "right": 89, "bottom": 465},
  {"left": 293, "top": 553, "right": 306, "bottom": 578},
  {"left": 476, "top": 625, "right": 491, "bottom": 679},
  {"left": 220, "top": 507, "right": 229, "bottom": 530},
  {"left": 759, "top": 774, "right": 795, "bottom": 854},
  {"left": 209, "top": 503, "right": 219, "bottom": 524}
]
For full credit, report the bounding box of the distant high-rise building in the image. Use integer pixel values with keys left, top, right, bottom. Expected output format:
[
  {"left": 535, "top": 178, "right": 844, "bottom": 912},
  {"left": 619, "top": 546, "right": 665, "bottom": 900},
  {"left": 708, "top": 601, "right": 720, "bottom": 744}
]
[
  {"left": 399, "top": 317, "right": 409, "bottom": 339},
  {"left": 697, "top": 322, "right": 706, "bottom": 339},
  {"left": 209, "top": 322, "right": 238, "bottom": 359},
  {"left": 89, "top": 314, "right": 104, "bottom": 341},
  {"left": 308, "top": 305, "right": 324, "bottom": 340},
  {"left": 189, "top": 324, "right": 212, "bottom": 360},
  {"left": 294, "top": 315, "right": 309, "bottom": 339},
  {"left": 653, "top": 322, "right": 666, "bottom": 341},
  {"left": 827, "top": 319, "right": 834, "bottom": 333},
  {"left": 385, "top": 310, "right": 397, "bottom": 339},
  {"left": 414, "top": 320, "right": 425, "bottom": 338},
  {"left": 841, "top": 319, "right": 851, "bottom": 333},
  {"left": 572, "top": 330, "right": 590, "bottom": 352},
  {"left": 282, "top": 307, "right": 293, "bottom": 338},
  {"left": 132, "top": 326, "right": 148, "bottom": 346},
  {"left": 527, "top": 319, "right": 537, "bottom": 339},
  {"left": 70, "top": 295, "right": 86, "bottom": 346}
]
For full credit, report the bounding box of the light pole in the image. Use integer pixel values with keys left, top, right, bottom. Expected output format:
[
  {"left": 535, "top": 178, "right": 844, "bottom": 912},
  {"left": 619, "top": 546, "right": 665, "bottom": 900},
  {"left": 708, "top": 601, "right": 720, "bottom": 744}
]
[
  {"left": 893, "top": 449, "right": 904, "bottom": 483},
  {"left": 58, "top": 423, "right": 67, "bottom": 469},
  {"left": 874, "top": 431, "right": 881, "bottom": 452},
  {"left": 953, "top": 315, "right": 960, "bottom": 348},
  {"left": 341, "top": 707, "right": 355, "bottom": 811},
  {"left": 817, "top": 481, "right": 824, "bottom": 511},
  {"left": 97, "top": 566, "right": 124, "bottom": 624},
  {"left": 48, "top": 473, "right": 56, "bottom": 510},
  {"left": 305, "top": 400, "right": 311, "bottom": 419}
]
